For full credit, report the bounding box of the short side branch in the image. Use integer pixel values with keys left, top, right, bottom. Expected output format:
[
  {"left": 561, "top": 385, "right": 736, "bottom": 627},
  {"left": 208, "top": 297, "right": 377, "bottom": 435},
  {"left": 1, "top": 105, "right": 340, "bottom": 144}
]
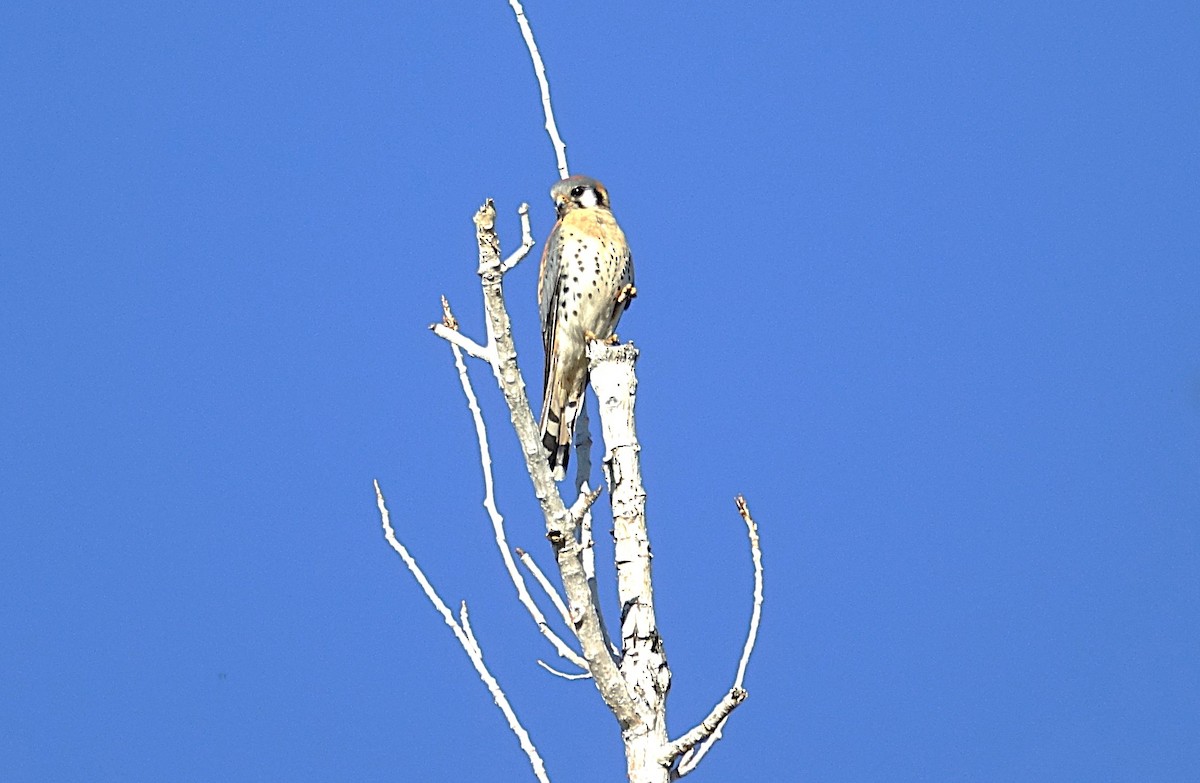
[
  {"left": 500, "top": 203, "right": 536, "bottom": 274},
  {"left": 536, "top": 659, "right": 594, "bottom": 680},
  {"left": 658, "top": 688, "right": 748, "bottom": 768},
  {"left": 431, "top": 322, "right": 495, "bottom": 363},
  {"left": 374, "top": 481, "right": 549, "bottom": 783}
]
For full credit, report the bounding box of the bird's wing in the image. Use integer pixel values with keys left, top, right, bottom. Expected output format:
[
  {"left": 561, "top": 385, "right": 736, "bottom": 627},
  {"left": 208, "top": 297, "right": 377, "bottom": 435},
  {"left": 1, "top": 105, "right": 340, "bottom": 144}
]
[{"left": 538, "top": 219, "right": 564, "bottom": 393}]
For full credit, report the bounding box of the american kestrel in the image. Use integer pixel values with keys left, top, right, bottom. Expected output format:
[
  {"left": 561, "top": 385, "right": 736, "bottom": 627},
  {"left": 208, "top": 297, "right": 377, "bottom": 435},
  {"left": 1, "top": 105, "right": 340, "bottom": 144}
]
[{"left": 538, "top": 174, "right": 635, "bottom": 477}]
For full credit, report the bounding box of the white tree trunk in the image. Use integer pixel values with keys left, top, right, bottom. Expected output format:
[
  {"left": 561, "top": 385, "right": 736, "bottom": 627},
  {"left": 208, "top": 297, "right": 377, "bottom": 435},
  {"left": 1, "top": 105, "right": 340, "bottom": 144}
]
[{"left": 590, "top": 342, "right": 671, "bottom": 783}]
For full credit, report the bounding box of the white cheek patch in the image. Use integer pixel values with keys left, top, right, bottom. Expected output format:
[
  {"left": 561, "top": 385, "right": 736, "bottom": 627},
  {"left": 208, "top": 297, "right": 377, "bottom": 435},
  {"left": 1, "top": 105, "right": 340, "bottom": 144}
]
[{"left": 579, "top": 188, "right": 600, "bottom": 208}]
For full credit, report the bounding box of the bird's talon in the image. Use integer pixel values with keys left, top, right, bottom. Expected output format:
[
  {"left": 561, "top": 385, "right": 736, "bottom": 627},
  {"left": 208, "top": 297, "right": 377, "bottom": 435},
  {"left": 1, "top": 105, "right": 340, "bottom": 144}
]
[{"left": 616, "top": 284, "right": 638, "bottom": 304}]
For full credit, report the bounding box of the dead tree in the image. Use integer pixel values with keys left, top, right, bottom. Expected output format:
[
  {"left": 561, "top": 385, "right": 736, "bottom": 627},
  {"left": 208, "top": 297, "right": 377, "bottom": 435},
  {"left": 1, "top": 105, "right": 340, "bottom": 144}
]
[{"left": 373, "top": 3, "right": 765, "bottom": 781}]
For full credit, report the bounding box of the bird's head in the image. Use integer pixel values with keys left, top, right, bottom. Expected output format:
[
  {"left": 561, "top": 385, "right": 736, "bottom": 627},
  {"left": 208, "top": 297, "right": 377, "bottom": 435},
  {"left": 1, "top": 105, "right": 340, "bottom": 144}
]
[{"left": 551, "top": 174, "right": 610, "bottom": 216}]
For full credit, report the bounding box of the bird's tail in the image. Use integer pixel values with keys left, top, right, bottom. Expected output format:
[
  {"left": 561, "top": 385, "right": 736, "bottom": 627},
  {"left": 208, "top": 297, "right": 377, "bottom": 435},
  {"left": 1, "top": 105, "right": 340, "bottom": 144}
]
[{"left": 539, "top": 375, "right": 584, "bottom": 481}]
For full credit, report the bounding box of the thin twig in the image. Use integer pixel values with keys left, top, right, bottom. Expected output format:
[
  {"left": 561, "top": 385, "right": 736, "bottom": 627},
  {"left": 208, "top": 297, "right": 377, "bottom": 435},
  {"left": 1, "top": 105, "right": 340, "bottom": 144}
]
[
  {"left": 573, "top": 397, "right": 594, "bottom": 491},
  {"left": 571, "top": 476, "right": 617, "bottom": 656},
  {"left": 574, "top": 401, "right": 607, "bottom": 645},
  {"left": 374, "top": 481, "right": 550, "bottom": 783},
  {"left": 670, "top": 495, "right": 766, "bottom": 778},
  {"left": 507, "top": 0, "right": 569, "bottom": 177},
  {"left": 444, "top": 307, "right": 588, "bottom": 670},
  {"left": 516, "top": 547, "right": 577, "bottom": 638}
]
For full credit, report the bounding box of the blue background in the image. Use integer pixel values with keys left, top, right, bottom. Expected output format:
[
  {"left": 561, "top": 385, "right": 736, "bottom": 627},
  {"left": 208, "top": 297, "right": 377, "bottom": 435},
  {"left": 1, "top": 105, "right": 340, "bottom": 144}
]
[{"left": 3, "top": 1, "right": 1198, "bottom": 780}]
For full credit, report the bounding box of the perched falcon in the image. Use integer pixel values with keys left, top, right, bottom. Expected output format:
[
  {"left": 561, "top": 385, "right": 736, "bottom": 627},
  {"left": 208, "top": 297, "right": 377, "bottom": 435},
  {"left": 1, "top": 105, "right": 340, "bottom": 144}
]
[{"left": 538, "top": 174, "right": 635, "bottom": 477}]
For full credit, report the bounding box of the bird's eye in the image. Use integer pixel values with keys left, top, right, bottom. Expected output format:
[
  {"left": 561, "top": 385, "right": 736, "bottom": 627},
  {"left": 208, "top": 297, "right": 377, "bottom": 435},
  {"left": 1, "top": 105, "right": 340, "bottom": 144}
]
[{"left": 571, "top": 186, "right": 586, "bottom": 198}]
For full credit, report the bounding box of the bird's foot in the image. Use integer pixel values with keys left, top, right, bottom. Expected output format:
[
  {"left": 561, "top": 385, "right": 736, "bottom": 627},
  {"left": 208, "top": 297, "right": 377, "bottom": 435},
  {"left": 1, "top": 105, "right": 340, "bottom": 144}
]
[
  {"left": 584, "top": 329, "right": 621, "bottom": 345},
  {"left": 616, "top": 284, "right": 638, "bottom": 304}
]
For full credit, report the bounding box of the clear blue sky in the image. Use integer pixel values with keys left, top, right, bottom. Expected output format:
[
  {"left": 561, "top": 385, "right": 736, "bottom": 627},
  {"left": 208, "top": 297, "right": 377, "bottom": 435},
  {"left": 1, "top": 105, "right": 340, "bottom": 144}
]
[{"left": 2, "top": 2, "right": 1198, "bottom": 780}]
